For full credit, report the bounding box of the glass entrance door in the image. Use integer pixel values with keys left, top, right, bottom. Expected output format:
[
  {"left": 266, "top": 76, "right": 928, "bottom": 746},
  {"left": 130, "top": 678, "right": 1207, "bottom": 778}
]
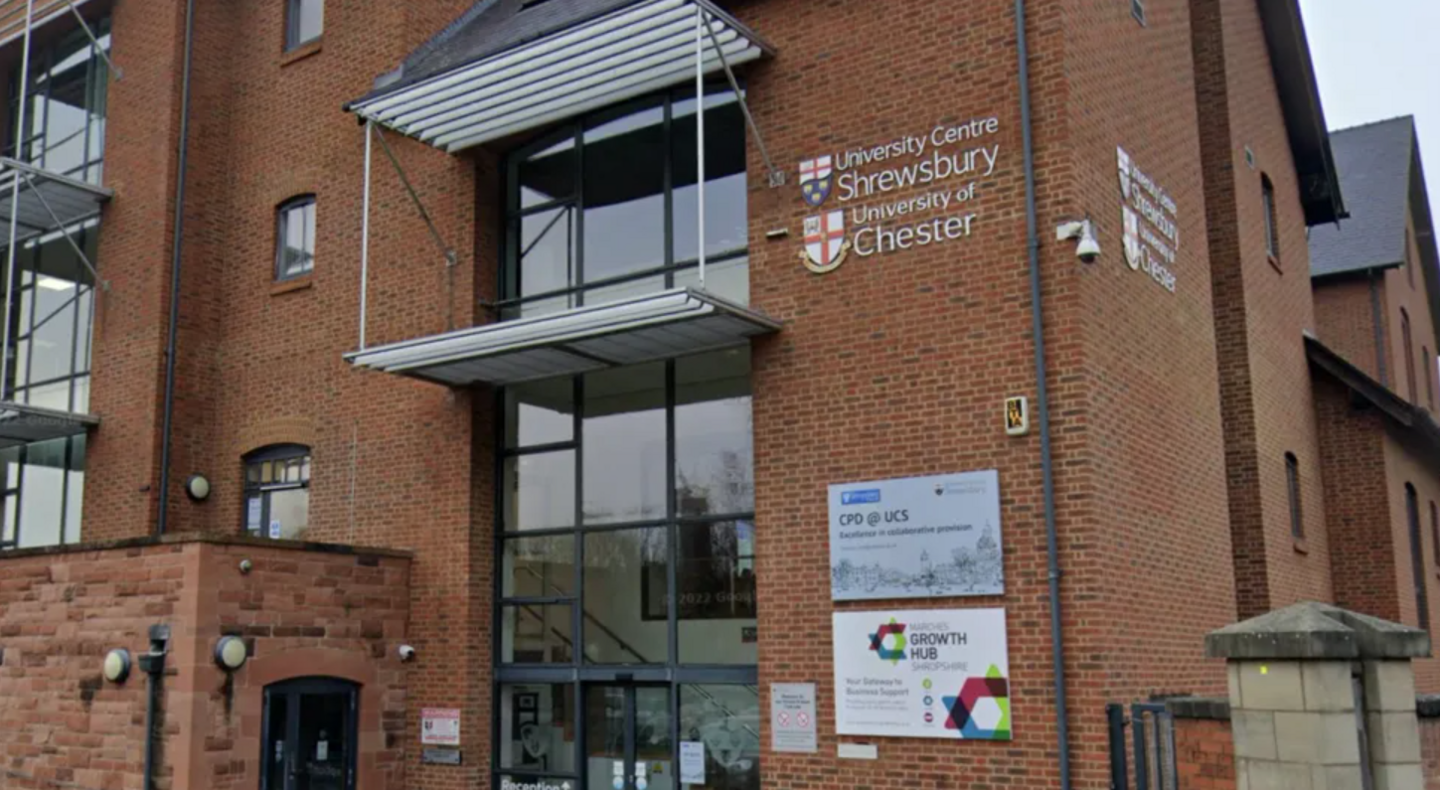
[
  {"left": 261, "top": 678, "right": 358, "bottom": 790},
  {"left": 585, "top": 685, "right": 673, "bottom": 790}
]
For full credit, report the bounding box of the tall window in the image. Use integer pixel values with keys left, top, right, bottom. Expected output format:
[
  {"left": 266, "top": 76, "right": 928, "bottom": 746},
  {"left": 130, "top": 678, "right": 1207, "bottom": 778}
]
[
  {"left": 275, "top": 196, "right": 316, "bottom": 280},
  {"left": 1406, "top": 228, "right": 1415, "bottom": 289},
  {"left": 6, "top": 18, "right": 111, "bottom": 183},
  {"left": 244, "top": 445, "right": 311, "bottom": 540},
  {"left": 1427, "top": 345, "right": 1435, "bottom": 412},
  {"left": 1285, "top": 453, "right": 1303, "bottom": 539},
  {"left": 0, "top": 20, "right": 111, "bottom": 551},
  {"left": 1431, "top": 501, "right": 1439, "bottom": 567},
  {"left": 1407, "top": 483, "right": 1430, "bottom": 632},
  {"left": 285, "top": 0, "right": 323, "bottom": 50},
  {"left": 1261, "top": 174, "right": 1279, "bottom": 262},
  {"left": 1403, "top": 309, "right": 1417, "bottom": 403},
  {"left": 497, "top": 349, "right": 758, "bottom": 790},
  {"left": 503, "top": 84, "right": 748, "bottom": 320}
]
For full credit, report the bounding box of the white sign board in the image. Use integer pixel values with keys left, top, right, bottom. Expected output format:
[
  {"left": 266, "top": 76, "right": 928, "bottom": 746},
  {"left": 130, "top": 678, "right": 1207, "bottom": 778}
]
[
  {"left": 770, "top": 683, "right": 818, "bottom": 753},
  {"left": 679, "top": 741, "right": 706, "bottom": 785},
  {"left": 829, "top": 471, "right": 1003, "bottom": 600},
  {"left": 421, "top": 708, "right": 461, "bottom": 746},
  {"left": 833, "top": 609, "right": 1010, "bottom": 740}
]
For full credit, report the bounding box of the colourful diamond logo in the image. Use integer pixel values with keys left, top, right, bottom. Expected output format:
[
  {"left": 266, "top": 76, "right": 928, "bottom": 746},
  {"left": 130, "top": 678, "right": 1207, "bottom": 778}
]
[
  {"left": 942, "top": 665, "right": 1012, "bottom": 740},
  {"left": 867, "top": 618, "right": 907, "bottom": 664}
]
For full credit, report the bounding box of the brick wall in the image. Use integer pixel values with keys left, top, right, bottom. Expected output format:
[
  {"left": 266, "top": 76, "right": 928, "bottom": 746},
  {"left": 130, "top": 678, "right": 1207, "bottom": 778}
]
[
  {"left": 1191, "top": 0, "right": 1332, "bottom": 620},
  {"left": 0, "top": 535, "right": 410, "bottom": 790},
  {"left": 1422, "top": 706, "right": 1440, "bottom": 790},
  {"left": 1380, "top": 429, "right": 1440, "bottom": 692},
  {"left": 1174, "top": 716, "right": 1237, "bottom": 790},
  {"left": 1315, "top": 274, "right": 1387, "bottom": 384}
]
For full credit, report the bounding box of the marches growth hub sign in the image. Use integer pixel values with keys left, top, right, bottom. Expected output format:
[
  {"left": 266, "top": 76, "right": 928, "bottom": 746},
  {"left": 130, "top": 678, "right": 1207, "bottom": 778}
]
[
  {"left": 833, "top": 608, "right": 1011, "bottom": 740},
  {"left": 797, "top": 116, "right": 1002, "bottom": 274}
]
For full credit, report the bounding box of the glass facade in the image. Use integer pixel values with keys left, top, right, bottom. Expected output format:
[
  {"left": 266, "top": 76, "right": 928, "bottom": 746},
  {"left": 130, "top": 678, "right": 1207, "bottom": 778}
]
[
  {"left": 497, "top": 347, "right": 757, "bottom": 790},
  {"left": 0, "top": 19, "right": 110, "bottom": 551},
  {"left": 502, "top": 84, "right": 749, "bottom": 320}
]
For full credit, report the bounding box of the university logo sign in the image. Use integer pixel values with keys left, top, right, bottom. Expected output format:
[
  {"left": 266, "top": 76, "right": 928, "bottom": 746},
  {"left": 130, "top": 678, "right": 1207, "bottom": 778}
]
[
  {"left": 1117, "top": 146, "right": 1132, "bottom": 201},
  {"left": 1122, "top": 205, "right": 1143, "bottom": 271},
  {"left": 801, "top": 210, "right": 850, "bottom": 274},
  {"left": 799, "top": 156, "right": 834, "bottom": 207}
]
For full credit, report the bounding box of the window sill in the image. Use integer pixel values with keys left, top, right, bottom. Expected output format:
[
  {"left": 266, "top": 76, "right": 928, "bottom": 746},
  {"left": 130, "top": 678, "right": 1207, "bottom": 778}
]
[
  {"left": 1267, "top": 254, "right": 1282, "bottom": 274},
  {"left": 272, "top": 275, "right": 314, "bottom": 296},
  {"left": 1293, "top": 537, "right": 1309, "bottom": 555},
  {"left": 281, "top": 39, "right": 322, "bottom": 67}
]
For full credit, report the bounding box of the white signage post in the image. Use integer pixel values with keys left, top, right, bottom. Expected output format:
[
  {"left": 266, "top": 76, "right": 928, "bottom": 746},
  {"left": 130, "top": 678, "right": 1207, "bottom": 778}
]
[
  {"left": 828, "top": 471, "right": 1003, "bottom": 600},
  {"left": 832, "top": 609, "right": 1010, "bottom": 741}
]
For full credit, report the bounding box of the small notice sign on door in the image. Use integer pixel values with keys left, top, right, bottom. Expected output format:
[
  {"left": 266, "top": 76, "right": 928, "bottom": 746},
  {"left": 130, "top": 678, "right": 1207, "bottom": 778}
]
[{"left": 421, "top": 708, "right": 461, "bottom": 746}]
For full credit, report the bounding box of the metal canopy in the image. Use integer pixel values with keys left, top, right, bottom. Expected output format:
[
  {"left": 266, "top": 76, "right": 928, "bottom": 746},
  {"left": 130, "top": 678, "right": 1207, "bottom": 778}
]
[
  {"left": 346, "top": 288, "right": 780, "bottom": 387},
  {"left": 0, "top": 401, "right": 97, "bottom": 449},
  {"left": 0, "top": 158, "right": 112, "bottom": 241},
  {"left": 348, "top": 0, "right": 772, "bottom": 153}
]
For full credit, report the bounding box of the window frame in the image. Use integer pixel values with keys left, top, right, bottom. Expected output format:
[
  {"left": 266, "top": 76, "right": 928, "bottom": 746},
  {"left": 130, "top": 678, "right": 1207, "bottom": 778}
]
[
  {"left": 1131, "top": 0, "right": 1146, "bottom": 26},
  {"left": 1261, "top": 173, "right": 1279, "bottom": 264},
  {"left": 284, "top": 0, "right": 324, "bottom": 51},
  {"left": 1427, "top": 345, "right": 1434, "bottom": 412},
  {"left": 1403, "top": 308, "right": 1417, "bottom": 404},
  {"left": 1407, "top": 484, "right": 1431, "bottom": 632},
  {"left": 500, "top": 83, "right": 748, "bottom": 319},
  {"left": 1430, "top": 500, "right": 1439, "bottom": 567},
  {"left": 1285, "top": 452, "right": 1303, "bottom": 539},
  {"left": 242, "top": 443, "right": 312, "bottom": 538},
  {"left": 275, "top": 195, "right": 317, "bottom": 281}
]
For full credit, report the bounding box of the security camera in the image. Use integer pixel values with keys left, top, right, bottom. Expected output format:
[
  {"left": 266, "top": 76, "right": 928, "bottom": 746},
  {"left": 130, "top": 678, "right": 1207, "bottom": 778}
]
[
  {"left": 1056, "top": 218, "right": 1101, "bottom": 264},
  {"left": 397, "top": 644, "right": 416, "bottom": 662}
]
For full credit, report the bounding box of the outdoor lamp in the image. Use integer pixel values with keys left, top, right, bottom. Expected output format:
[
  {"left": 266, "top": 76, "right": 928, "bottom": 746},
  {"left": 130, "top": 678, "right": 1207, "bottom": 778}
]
[
  {"left": 214, "top": 636, "right": 248, "bottom": 671},
  {"left": 102, "top": 648, "right": 132, "bottom": 683},
  {"left": 185, "top": 474, "right": 211, "bottom": 502}
]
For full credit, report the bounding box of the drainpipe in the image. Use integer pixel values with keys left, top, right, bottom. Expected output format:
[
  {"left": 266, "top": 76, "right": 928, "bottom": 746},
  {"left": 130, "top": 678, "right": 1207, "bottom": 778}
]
[
  {"left": 1014, "top": 1, "right": 1072, "bottom": 787},
  {"left": 156, "top": 0, "right": 197, "bottom": 536},
  {"left": 137, "top": 625, "right": 170, "bottom": 790}
]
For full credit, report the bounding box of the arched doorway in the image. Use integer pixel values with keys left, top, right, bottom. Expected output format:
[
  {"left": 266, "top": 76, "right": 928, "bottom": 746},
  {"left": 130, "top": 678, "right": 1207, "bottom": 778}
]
[{"left": 261, "top": 677, "right": 359, "bottom": 790}]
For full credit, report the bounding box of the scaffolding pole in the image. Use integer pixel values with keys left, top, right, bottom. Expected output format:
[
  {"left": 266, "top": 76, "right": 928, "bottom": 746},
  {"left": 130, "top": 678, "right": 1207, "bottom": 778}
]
[{"left": 0, "top": 0, "right": 34, "bottom": 403}]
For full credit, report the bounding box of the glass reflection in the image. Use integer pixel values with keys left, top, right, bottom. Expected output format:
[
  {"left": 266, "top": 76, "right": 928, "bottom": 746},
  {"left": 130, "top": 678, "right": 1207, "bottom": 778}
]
[
  {"left": 583, "top": 527, "right": 668, "bottom": 664},
  {"left": 503, "top": 604, "right": 574, "bottom": 664},
  {"left": 505, "top": 378, "right": 574, "bottom": 449},
  {"left": 500, "top": 683, "right": 576, "bottom": 773},
  {"left": 583, "top": 363, "right": 665, "bottom": 524},
  {"left": 680, "top": 685, "right": 760, "bottom": 790},
  {"left": 504, "top": 451, "right": 576, "bottom": 531},
  {"left": 8, "top": 21, "right": 109, "bottom": 182},
  {"left": 504, "top": 535, "right": 575, "bottom": 598},
  {"left": 675, "top": 349, "right": 753, "bottom": 516},
  {"left": 677, "top": 521, "right": 756, "bottom": 665},
  {"left": 672, "top": 91, "right": 748, "bottom": 260},
  {"left": 584, "top": 103, "right": 665, "bottom": 286}
]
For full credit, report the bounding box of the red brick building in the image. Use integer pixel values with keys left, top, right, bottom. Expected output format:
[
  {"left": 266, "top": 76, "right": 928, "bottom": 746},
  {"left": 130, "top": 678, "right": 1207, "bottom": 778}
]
[{"left": 0, "top": 0, "right": 1433, "bottom": 789}]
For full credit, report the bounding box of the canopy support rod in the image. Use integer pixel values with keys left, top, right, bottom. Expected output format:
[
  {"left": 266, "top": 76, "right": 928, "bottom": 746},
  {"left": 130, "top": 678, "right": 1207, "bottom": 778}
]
[
  {"left": 64, "top": 0, "right": 121, "bottom": 80},
  {"left": 696, "top": 5, "right": 706, "bottom": 288},
  {"left": 359, "top": 120, "right": 373, "bottom": 350},
  {"left": 702, "top": 8, "right": 781, "bottom": 187},
  {"left": 373, "top": 125, "right": 459, "bottom": 330},
  {"left": 19, "top": 172, "right": 107, "bottom": 291},
  {"left": 1, "top": 0, "right": 35, "bottom": 403}
]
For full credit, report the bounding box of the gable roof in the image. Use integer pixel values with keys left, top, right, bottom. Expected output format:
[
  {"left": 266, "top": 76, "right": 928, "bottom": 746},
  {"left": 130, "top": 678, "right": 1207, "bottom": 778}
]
[
  {"left": 1257, "top": 0, "right": 1344, "bottom": 226},
  {"left": 1308, "top": 117, "right": 1417, "bottom": 278}
]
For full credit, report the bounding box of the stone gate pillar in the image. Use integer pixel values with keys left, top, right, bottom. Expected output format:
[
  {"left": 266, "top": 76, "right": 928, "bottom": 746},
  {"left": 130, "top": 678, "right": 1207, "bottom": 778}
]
[{"left": 1205, "top": 602, "right": 1430, "bottom": 790}]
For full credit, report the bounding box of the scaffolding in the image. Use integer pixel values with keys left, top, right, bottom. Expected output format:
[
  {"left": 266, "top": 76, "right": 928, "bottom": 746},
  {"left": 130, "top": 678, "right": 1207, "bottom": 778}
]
[{"left": 0, "top": 0, "right": 116, "bottom": 445}]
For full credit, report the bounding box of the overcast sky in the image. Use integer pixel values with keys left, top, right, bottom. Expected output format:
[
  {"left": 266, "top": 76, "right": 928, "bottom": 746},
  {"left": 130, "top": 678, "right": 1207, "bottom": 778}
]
[{"left": 1299, "top": 0, "right": 1439, "bottom": 215}]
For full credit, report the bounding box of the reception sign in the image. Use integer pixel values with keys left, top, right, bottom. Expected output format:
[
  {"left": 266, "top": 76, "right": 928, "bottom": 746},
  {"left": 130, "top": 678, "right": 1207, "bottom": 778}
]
[
  {"left": 829, "top": 471, "right": 1003, "bottom": 600},
  {"left": 833, "top": 609, "right": 1010, "bottom": 740}
]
